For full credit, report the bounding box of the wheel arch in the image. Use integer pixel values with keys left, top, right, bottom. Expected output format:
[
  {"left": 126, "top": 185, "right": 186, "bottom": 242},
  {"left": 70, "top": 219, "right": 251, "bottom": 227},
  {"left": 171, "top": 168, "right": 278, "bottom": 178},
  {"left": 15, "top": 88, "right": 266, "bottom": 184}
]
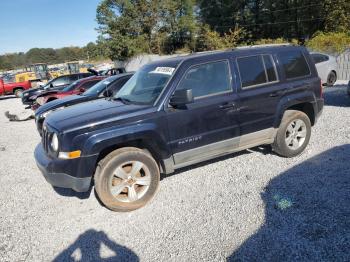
[
  {"left": 13, "top": 87, "right": 24, "bottom": 93},
  {"left": 274, "top": 93, "right": 317, "bottom": 128},
  {"left": 95, "top": 138, "right": 168, "bottom": 174},
  {"left": 83, "top": 126, "right": 172, "bottom": 176}
]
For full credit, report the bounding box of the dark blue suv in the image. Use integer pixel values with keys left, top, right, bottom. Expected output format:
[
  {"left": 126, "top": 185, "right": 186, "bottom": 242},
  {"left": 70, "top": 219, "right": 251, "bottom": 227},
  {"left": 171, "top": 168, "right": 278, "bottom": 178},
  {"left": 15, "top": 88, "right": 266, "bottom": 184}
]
[{"left": 34, "top": 45, "right": 324, "bottom": 211}]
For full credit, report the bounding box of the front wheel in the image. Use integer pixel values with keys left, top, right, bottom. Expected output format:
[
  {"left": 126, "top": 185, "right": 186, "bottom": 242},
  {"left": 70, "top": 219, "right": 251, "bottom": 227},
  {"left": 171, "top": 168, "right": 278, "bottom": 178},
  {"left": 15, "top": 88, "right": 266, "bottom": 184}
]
[
  {"left": 94, "top": 147, "right": 160, "bottom": 212},
  {"left": 272, "top": 110, "right": 311, "bottom": 158}
]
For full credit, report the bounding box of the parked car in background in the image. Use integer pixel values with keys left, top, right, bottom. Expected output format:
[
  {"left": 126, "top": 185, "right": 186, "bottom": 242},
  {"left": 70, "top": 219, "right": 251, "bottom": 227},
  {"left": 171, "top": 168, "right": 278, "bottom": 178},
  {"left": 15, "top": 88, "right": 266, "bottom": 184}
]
[
  {"left": 310, "top": 52, "right": 338, "bottom": 86},
  {"left": 100, "top": 67, "right": 126, "bottom": 76},
  {"left": 33, "top": 76, "right": 106, "bottom": 110},
  {"left": 34, "top": 73, "right": 133, "bottom": 135},
  {"left": 0, "top": 77, "right": 32, "bottom": 97},
  {"left": 35, "top": 45, "right": 323, "bottom": 212},
  {"left": 21, "top": 73, "right": 93, "bottom": 105}
]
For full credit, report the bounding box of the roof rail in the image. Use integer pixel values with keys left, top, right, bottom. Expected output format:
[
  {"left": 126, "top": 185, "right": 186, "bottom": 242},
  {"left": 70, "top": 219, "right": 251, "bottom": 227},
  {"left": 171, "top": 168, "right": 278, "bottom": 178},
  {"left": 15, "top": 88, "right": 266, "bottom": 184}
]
[{"left": 235, "top": 43, "right": 293, "bottom": 50}]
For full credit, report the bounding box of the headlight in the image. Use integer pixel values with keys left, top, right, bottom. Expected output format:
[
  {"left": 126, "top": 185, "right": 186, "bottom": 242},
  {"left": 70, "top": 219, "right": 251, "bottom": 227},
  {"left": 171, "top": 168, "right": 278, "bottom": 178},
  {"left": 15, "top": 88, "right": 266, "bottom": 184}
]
[
  {"left": 36, "top": 97, "right": 45, "bottom": 105},
  {"left": 51, "top": 133, "right": 59, "bottom": 152}
]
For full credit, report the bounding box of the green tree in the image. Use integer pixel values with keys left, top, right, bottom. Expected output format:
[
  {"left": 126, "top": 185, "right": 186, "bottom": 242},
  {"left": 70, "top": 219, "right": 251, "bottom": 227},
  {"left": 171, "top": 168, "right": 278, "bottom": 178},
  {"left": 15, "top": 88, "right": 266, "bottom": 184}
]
[{"left": 324, "top": 0, "right": 350, "bottom": 32}]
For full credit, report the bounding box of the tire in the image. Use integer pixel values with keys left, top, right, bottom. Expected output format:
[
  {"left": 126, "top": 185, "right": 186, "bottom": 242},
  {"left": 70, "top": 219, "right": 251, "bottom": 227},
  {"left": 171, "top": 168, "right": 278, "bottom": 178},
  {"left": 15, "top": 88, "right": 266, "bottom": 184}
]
[
  {"left": 272, "top": 110, "right": 311, "bottom": 158},
  {"left": 326, "top": 71, "right": 337, "bottom": 87},
  {"left": 14, "top": 89, "right": 24, "bottom": 98},
  {"left": 94, "top": 147, "right": 160, "bottom": 212}
]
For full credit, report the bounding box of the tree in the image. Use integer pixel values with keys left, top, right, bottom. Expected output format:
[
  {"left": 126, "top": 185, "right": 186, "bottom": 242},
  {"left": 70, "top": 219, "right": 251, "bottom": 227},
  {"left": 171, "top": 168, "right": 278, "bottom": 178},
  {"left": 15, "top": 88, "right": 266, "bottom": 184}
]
[{"left": 323, "top": 0, "right": 350, "bottom": 33}]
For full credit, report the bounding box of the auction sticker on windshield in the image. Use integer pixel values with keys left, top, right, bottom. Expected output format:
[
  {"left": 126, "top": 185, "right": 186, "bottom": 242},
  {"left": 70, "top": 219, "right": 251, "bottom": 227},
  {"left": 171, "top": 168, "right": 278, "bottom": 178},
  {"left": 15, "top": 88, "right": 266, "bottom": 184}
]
[{"left": 151, "top": 67, "right": 175, "bottom": 75}]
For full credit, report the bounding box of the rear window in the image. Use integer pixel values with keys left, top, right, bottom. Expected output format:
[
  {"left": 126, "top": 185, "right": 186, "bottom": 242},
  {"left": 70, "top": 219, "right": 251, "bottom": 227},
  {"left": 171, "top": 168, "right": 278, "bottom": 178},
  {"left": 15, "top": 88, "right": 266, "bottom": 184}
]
[
  {"left": 237, "top": 55, "right": 278, "bottom": 88},
  {"left": 279, "top": 51, "right": 310, "bottom": 79}
]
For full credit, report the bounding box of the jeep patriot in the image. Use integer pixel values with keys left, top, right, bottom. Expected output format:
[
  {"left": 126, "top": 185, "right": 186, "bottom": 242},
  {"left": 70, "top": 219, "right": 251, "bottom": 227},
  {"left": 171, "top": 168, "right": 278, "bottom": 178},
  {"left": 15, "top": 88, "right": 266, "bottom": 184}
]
[{"left": 35, "top": 45, "right": 324, "bottom": 211}]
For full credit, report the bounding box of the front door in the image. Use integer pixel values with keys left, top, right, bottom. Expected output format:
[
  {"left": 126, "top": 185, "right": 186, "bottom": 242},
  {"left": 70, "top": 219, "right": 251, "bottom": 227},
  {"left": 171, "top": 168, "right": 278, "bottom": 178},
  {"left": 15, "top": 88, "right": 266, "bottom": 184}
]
[{"left": 166, "top": 60, "right": 240, "bottom": 167}]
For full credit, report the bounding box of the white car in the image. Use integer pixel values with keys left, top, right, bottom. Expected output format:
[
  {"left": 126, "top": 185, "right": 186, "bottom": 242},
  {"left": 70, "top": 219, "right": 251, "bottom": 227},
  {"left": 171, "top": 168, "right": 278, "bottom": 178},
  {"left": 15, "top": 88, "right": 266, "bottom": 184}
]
[{"left": 311, "top": 53, "right": 338, "bottom": 86}]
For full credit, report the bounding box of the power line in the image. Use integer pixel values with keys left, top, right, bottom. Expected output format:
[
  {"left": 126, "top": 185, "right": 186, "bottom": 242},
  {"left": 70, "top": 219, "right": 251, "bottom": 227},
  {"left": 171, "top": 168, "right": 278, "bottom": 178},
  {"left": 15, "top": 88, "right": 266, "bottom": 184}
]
[
  {"left": 214, "top": 17, "right": 325, "bottom": 28},
  {"left": 200, "top": 3, "right": 323, "bottom": 21}
]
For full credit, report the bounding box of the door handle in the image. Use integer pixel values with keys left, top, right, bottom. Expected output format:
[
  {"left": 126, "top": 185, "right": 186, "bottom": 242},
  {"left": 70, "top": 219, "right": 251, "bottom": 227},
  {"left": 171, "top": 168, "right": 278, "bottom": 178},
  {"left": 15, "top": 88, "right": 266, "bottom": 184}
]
[{"left": 219, "top": 102, "right": 237, "bottom": 110}]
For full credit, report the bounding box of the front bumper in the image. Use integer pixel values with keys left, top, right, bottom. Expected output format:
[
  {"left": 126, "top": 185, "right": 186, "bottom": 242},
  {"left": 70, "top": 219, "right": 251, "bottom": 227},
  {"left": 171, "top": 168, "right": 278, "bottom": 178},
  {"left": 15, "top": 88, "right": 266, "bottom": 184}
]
[
  {"left": 34, "top": 143, "right": 97, "bottom": 192},
  {"left": 21, "top": 95, "right": 35, "bottom": 105}
]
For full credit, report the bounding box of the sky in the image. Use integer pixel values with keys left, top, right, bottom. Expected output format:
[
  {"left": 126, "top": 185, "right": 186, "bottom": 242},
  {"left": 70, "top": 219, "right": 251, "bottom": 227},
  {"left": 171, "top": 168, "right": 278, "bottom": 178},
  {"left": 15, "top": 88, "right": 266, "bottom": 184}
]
[{"left": 0, "top": 0, "right": 101, "bottom": 54}]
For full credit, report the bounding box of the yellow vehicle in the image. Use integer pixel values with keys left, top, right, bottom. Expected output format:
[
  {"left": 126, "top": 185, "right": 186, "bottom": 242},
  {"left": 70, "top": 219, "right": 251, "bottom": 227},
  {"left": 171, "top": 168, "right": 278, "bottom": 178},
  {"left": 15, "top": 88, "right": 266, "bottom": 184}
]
[
  {"left": 67, "top": 61, "right": 90, "bottom": 74},
  {"left": 67, "top": 61, "right": 80, "bottom": 74},
  {"left": 15, "top": 63, "right": 50, "bottom": 83}
]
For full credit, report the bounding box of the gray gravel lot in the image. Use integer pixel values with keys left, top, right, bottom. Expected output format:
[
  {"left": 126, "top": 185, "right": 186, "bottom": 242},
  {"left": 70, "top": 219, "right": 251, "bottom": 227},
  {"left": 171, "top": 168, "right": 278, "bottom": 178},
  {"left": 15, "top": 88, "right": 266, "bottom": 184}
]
[{"left": 0, "top": 86, "right": 349, "bottom": 262}]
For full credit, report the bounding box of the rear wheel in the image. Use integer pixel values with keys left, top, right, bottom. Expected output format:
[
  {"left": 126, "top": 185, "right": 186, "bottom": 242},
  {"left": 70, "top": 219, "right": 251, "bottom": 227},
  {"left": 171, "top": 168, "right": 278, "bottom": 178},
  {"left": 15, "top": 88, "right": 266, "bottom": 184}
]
[
  {"left": 94, "top": 147, "right": 160, "bottom": 212},
  {"left": 326, "top": 71, "right": 337, "bottom": 87},
  {"left": 272, "top": 110, "right": 311, "bottom": 157},
  {"left": 14, "top": 89, "right": 24, "bottom": 98}
]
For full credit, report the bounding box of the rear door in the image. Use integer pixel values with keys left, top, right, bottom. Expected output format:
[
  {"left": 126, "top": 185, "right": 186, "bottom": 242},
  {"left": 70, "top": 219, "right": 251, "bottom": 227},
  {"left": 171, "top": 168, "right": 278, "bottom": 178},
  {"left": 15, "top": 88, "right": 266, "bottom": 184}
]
[
  {"left": 166, "top": 59, "right": 240, "bottom": 167},
  {"left": 235, "top": 53, "right": 285, "bottom": 143}
]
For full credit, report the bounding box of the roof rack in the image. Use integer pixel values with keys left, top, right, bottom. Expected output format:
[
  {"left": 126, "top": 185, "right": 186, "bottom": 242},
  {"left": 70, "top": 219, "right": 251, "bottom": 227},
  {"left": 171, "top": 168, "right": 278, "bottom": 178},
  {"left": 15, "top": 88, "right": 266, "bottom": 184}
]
[{"left": 235, "top": 43, "right": 293, "bottom": 50}]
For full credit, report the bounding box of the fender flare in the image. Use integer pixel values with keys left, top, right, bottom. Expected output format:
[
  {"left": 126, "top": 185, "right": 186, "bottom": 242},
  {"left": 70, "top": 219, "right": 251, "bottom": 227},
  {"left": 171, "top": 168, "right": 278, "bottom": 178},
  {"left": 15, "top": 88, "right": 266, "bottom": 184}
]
[
  {"left": 83, "top": 123, "right": 172, "bottom": 164},
  {"left": 273, "top": 91, "right": 317, "bottom": 128}
]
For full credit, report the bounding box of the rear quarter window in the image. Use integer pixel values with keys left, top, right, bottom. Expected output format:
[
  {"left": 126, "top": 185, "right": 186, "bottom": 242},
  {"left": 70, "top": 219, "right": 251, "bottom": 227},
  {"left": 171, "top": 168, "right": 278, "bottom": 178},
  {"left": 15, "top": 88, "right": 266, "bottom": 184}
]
[{"left": 278, "top": 50, "right": 310, "bottom": 79}]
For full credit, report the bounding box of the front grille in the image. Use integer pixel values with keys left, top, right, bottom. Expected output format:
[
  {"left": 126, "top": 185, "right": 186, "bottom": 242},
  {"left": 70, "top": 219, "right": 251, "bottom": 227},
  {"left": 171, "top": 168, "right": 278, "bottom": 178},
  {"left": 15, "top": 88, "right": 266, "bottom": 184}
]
[{"left": 42, "top": 127, "right": 51, "bottom": 154}]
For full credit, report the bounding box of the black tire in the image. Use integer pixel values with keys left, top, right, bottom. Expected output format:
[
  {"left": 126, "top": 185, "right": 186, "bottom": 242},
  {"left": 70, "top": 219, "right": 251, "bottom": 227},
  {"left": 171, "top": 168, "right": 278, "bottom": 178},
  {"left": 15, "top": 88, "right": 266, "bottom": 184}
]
[
  {"left": 326, "top": 71, "right": 337, "bottom": 87},
  {"left": 14, "top": 89, "right": 24, "bottom": 98},
  {"left": 94, "top": 147, "right": 160, "bottom": 212},
  {"left": 272, "top": 110, "right": 311, "bottom": 158}
]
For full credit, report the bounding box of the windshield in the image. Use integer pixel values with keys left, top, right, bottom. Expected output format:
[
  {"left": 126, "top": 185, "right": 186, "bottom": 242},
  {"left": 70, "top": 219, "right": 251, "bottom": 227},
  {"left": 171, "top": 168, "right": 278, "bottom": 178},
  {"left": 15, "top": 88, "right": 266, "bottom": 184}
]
[
  {"left": 115, "top": 64, "right": 175, "bottom": 105},
  {"left": 83, "top": 78, "right": 113, "bottom": 96},
  {"left": 42, "top": 78, "right": 55, "bottom": 89},
  {"left": 62, "top": 80, "right": 80, "bottom": 92}
]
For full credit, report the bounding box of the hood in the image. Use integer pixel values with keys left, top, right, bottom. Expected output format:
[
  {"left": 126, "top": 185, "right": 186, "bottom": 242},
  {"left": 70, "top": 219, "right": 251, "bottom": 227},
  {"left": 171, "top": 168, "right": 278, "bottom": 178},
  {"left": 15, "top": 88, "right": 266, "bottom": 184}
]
[
  {"left": 23, "top": 87, "right": 41, "bottom": 95},
  {"left": 36, "top": 90, "right": 59, "bottom": 98},
  {"left": 45, "top": 99, "right": 149, "bottom": 132},
  {"left": 35, "top": 95, "right": 90, "bottom": 116}
]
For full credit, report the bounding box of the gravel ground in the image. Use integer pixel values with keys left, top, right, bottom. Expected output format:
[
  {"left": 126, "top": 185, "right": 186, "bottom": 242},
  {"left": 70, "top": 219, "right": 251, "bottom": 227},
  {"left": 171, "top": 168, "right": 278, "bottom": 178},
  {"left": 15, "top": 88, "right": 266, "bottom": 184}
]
[{"left": 0, "top": 86, "right": 349, "bottom": 262}]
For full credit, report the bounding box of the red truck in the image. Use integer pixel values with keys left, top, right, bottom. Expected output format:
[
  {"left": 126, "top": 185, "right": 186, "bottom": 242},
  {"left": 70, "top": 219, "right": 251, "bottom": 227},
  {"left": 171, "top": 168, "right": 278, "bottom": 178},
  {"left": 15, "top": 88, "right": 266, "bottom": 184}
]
[{"left": 0, "top": 78, "right": 32, "bottom": 97}]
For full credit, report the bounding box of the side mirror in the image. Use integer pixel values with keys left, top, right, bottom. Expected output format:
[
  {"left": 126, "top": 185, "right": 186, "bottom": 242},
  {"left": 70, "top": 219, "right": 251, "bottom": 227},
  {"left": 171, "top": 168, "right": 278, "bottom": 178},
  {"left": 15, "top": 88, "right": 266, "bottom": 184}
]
[
  {"left": 79, "top": 87, "right": 85, "bottom": 93},
  {"left": 169, "top": 89, "right": 194, "bottom": 108}
]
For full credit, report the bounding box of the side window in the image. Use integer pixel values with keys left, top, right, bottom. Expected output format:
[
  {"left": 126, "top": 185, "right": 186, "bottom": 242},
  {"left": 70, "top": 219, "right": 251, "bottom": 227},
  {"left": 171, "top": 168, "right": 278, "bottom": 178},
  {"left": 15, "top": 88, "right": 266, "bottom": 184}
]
[
  {"left": 80, "top": 80, "right": 100, "bottom": 90},
  {"left": 311, "top": 54, "right": 322, "bottom": 64},
  {"left": 312, "top": 54, "right": 330, "bottom": 64},
  {"left": 237, "top": 55, "right": 278, "bottom": 88},
  {"left": 279, "top": 51, "right": 310, "bottom": 79},
  {"left": 52, "top": 76, "right": 68, "bottom": 86},
  {"left": 177, "top": 60, "right": 232, "bottom": 99},
  {"left": 321, "top": 54, "right": 329, "bottom": 62},
  {"left": 68, "top": 75, "right": 79, "bottom": 82}
]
